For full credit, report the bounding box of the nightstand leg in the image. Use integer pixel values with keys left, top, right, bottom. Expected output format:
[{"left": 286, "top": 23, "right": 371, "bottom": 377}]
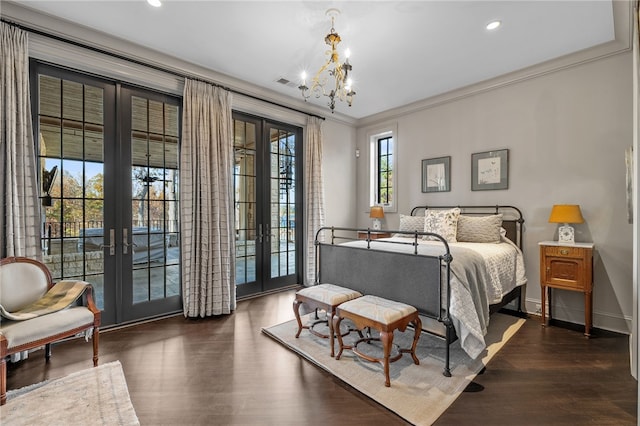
[
  {"left": 541, "top": 285, "right": 547, "bottom": 327},
  {"left": 584, "top": 291, "right": 592, "bottom": 337}
]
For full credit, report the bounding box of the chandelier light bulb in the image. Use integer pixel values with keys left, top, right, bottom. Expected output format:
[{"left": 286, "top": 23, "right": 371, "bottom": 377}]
[
  {"left": 486, "top": 20, "right": 501, "bottom": 30},
  {"left": 345, "top": 78, "right": 353, "bottom": 90},
  {"left": 147, "top": 0, "right": 162, "bottom": 7},
  {"left": 344, "top": 49, "right": 351, "bottom": 59}
]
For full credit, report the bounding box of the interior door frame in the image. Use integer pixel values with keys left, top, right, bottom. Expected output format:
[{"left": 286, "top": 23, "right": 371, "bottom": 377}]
[
  {"left": 261, "top": 120, "right": 303, "bottom": 292},
  {"left": 30, "top": 60, "right": 118, "bottom": 325},
  {"left": 233, "top": 111, "right": 303, "bottom": 298},
  {"left": 118, "top": 85, "right": 182, "bottom": 323},
  {"left": 31, "top": 61, "right": 182, "bottom": 326}
]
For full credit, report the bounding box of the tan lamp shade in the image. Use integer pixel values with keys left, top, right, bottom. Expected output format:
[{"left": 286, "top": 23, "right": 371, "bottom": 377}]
[
  {"left": 548, "top": 204, "right": 585, "bottom": 224},
  {"left": 369, "top": 206, "right": 385, "bottom": 219}
]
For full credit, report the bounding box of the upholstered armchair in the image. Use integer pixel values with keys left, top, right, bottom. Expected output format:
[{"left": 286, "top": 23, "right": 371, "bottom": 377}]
[{"left": 0, "top": 257, "right": 100, "bottom": 405}]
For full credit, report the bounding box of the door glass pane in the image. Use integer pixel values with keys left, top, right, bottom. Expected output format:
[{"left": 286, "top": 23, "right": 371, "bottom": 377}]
[
  {"left": 130, "top": 96, "right": 180, "bottom": 304},
  {"left": 39, "top": 75, "right": 106, "bottom": 310},
  {"left": 234, "top": 119, "right": 257, "bottom": 285},
  {"left": 270, "top": 128, "right": 296, "bottom": 278}
]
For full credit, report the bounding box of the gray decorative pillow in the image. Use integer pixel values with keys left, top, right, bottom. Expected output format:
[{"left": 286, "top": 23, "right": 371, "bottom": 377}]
[
  {"left": 424, "top": 208, "right": 460, "bottom": 242},
  {"left": 394, "top": 214, "right": 425, "bottom": 237},
  {"left": 456, "top": 214, "right": 503, "bottom": 243}
]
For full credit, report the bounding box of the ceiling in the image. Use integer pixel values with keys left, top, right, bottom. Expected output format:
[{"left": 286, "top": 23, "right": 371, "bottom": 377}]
[{"left": 10, "top": 1, "right": 617, "bottom": 119}]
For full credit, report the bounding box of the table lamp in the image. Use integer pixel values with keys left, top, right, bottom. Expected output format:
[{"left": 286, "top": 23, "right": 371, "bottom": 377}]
[
  {"left": 369, "top": 206, "right": 384, "bottom": 230},
  {"left": 548, "top": 204, "right": 584, "bottom": 243}
]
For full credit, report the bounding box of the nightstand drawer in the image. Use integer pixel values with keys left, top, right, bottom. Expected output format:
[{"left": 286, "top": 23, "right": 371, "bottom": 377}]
[{"left": 543, "top": 246, "right": 583, "bottom": 259}]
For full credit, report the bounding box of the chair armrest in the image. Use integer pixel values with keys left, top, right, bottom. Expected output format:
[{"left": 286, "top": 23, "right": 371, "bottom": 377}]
[
  {"left": 81, "top": 285, "right": 101, "bottom": 327},
  {"left": 0, "top": 333, "right": 7, "bottom": 356}
]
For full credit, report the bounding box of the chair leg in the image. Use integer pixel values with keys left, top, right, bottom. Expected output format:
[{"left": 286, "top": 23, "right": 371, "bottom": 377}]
[
  {"left": 93, "top": 327, "right": 100, "bottom": 367},
  {"left": 0, "top": 357, "right": 6, "bottom": 406}
]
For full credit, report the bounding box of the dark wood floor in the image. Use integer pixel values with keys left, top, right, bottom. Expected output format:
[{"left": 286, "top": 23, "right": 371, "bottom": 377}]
[{"left": 6, "top": 289, "right": 637, "bottom": 425}]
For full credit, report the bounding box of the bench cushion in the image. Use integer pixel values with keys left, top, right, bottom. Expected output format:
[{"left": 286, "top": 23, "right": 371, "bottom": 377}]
[
  {"left": 0, "top": 306, "right": 94, "bottom": 349},
  {"left": 338, "top": 295, "right": 417, "bottom": 325},
  {"left": 296, "top": 284, "right": 362, "bottom": 306}
]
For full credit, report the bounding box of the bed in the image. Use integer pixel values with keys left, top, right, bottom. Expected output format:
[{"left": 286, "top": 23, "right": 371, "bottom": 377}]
[{"left": 314, "top": 205, "right": 527, "bottom": 376}]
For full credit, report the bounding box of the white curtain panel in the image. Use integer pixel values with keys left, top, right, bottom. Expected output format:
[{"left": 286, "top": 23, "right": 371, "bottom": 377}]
[
  {"left": 180, "top": 79, "right": 236, "bottom": 317},
  {"left": 0, "top": 22, "right": 41, "bottom": 260},
  {"left": 304, "top": 117, "right": 325, "bottom": 286}
]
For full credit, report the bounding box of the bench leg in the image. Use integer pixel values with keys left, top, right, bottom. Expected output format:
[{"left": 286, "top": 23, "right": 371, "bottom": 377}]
[
  {"left": 380, "top": 330, "right": 393, "bottom": 387},
  {"left": 410, "top": 317, "right": 422, "bottom": 365},
  {"left": 327, "top": 311, "right": 336, "bottom": 357},
  {"left": 333, "top": 316, "right": 346, "bottom": 359},
  {"left": 293, "top": 298, "right": 305, "bottom": 338}
]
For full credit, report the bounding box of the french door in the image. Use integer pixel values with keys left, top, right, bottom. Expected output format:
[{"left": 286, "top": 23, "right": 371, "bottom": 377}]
[
  {"left": 233, "top": 112, "right": 302, "bottom": 298},
  {"left": 33, "top": 62, "right": 181, "bottom": 326}
]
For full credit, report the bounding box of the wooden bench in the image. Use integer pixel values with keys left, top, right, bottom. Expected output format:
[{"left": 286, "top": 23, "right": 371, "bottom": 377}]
[
  {"left": 293, "top": 283, "right": 362, "bottom": 357},
  {"left": 333, "top": 295, "right": 422, "bottom": 387}
]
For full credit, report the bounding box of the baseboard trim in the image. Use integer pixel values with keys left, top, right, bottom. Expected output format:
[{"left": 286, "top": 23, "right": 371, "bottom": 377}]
[{"left": 524, "top": 298, "right": 631, "bottom": 335}]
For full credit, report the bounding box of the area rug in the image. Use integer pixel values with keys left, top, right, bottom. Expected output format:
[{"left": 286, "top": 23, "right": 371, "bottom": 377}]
[
  {"left": 1, "top": 360, "right": 139, "bottom": 426},
  {"left": 262, "top": 313, "right": 525, "bottom": 426}
]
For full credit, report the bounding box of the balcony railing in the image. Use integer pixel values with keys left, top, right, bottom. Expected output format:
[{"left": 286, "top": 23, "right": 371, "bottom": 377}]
[{"left": 43, "top": 220, "right": 178, "bottom": 238}]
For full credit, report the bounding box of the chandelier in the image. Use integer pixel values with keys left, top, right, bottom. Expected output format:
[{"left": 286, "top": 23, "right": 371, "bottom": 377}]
[{"left": 299, "top": 9, "right": 356, "bottom": 113}]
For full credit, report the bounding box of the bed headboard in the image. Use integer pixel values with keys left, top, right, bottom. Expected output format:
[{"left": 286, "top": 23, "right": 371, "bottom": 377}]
[{"left": 409, "top": 205, "right": 525, "bottom": 249}]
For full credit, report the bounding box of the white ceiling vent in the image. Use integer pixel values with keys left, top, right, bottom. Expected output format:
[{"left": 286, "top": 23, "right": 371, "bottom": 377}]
[{"left": 275, "top": 77, "right": 298, "bottom": 88}]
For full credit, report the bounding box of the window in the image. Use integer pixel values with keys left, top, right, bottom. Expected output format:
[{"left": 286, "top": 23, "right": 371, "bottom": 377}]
[
  {"left": 369, "top": 124, "right": 397, "bottom": 212},
  {"left": 377, "top": 136, "right": 393, "bottom": 204}
]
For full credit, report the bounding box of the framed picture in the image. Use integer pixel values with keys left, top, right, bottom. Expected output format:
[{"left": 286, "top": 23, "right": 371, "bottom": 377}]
[
  {"left": 471, "top": 149, "right": 508, "bottom": 191},
  {"left": 422, "top": 156, "right": 451, "bottom": 193}
]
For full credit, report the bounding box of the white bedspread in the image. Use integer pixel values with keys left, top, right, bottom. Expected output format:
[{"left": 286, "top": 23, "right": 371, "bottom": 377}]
[{"left": 342, "top": 236, "right": 526, "bottom": 358}]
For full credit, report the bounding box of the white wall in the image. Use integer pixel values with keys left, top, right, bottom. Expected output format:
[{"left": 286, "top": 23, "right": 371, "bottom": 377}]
[
  {"left": 322, "top": 121, "right": 358, "bottom": 227},
  {"left": 356, "top": 52, "right": 634, "bottom": 334},
  {"left": 631, "top": 2, "right": 639, "bottom": 380}
]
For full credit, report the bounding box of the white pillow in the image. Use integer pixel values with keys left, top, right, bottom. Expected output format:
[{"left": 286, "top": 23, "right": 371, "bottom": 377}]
[
  {"left": 456, "top": 214, "right": 503, "bottom": 243},
  {"left": 424, "top": 208, "right": 460, "bottom": 242},
  {"left": 394, "top": 214, "right": 425, "bottom": 237}
]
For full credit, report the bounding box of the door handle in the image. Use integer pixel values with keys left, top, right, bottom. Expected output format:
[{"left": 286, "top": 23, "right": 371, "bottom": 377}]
[
  {"left": 258, "top": 224, "right": 263, "bottom": 244},
  {"left": 266, "top": 224, "right": 276, "bottom": 242},
  {"left": 99, "top": 228, "right": 116, "bottom": 256},
  {"left": 122, "top": 228, "right": 138, "bottom": 254}
]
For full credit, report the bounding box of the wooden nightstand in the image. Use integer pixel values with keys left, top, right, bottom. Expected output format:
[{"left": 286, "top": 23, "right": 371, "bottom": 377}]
[
  {"left": 539, "top": 241, "right": 594, "bottom": 336},
  {"left": 357, "top": 231, "right": 392, "bottom": 240}
]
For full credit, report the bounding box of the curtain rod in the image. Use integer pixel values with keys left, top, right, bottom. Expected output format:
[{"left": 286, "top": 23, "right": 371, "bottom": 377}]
[{"left": 2, "top": 18, "right": 326, "bottom": 121}]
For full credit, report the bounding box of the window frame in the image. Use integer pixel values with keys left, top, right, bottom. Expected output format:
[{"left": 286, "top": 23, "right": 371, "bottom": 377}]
[{"left": 368, "top": 123, "right": 398, "bottom": 213}]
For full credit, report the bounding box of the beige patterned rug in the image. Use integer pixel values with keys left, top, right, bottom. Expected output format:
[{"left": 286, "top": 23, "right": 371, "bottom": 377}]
[
  {"left": 1, "top": 361, "right": 139, "bottom": 425},
  {"left": 263, "top": 313, "right": 525, "bottom": 426}
]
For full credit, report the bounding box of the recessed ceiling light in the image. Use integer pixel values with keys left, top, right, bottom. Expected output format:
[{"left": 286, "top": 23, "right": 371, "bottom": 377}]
[
  {"left": 486, "top": 20, "right": 501, "bottom": 31},
  {"left": 147, "top": 0, "right": 162, "bottom": 7}
]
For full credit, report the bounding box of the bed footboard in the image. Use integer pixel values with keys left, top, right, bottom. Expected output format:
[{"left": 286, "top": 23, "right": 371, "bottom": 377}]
[{"left": 315, "top": 227, "right": 455, "bottom": 376}]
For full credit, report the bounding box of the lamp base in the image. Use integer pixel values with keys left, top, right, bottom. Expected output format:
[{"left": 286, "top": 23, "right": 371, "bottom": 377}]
[
  {"left": 372, "top": 218, "right": 381, "bottom": 230},
  {"left": 557, "top": 223, "right": 575, "bottom": 243}
]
